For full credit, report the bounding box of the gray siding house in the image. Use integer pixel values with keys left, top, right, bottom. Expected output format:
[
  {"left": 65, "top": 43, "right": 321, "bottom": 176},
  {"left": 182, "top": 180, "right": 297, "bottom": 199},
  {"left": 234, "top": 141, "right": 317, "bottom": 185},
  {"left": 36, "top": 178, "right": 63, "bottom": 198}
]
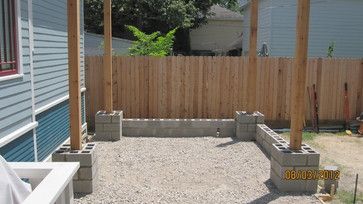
[
  {"left": 241, "top": 0, "right": 363, "bottom": 57},
  {"left": 0, "top": 0, "right": 87, "bottom": 162},
  {"left": 85, "top": 32, "right": 132, "bottom": 56}
]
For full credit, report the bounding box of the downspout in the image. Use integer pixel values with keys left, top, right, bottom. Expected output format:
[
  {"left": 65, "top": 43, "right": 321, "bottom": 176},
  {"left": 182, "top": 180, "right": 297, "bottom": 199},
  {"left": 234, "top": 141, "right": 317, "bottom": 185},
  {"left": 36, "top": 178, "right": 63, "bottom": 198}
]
[{"left": 28, "top": 0, "right": 38, "bottom": 161}]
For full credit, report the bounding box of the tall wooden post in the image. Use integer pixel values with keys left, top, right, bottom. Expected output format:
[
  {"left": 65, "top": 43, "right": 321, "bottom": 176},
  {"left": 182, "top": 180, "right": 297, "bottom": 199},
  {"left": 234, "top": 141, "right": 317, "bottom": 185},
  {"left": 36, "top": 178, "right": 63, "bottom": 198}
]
[
  {"left": 290, "top": 0, "right": 310, "bottom": 150},
  {"left": 103, "top": 0, "right": 113, "bottom": 113},
  {"left": 67, "top": 0, "right": 82, "bottom": 150},
  {"left": 247, "top": 0, "right": 258, "bottom": 113}
]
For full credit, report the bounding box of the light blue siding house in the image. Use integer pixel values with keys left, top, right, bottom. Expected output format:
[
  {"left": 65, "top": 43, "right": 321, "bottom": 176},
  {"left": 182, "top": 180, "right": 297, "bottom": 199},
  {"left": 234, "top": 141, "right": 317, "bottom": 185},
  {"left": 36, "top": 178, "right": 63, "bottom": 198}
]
[
  {"left": 241, "top": 0, "right": 363, "bottom": 57},
  {"left": 0, "top": 0, "right": 87, "bottom": 162}
]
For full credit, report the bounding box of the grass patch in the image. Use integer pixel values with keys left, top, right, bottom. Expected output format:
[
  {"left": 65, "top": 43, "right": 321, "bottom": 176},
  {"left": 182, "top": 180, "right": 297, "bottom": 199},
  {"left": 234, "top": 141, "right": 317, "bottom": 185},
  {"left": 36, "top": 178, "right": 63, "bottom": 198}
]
[
  {"left": 336, "top": 190, "right": 363, "bottom": 204},
  {"left": 302, "top": 132, "right": 317, "bottom": 141}
]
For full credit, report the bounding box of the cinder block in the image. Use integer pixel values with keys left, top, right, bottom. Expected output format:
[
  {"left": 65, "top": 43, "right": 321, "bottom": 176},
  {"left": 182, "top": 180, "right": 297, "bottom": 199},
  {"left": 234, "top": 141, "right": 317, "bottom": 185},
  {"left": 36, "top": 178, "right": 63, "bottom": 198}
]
[
  {"left": 52, "top": 150, "right": 66, "bottom": 162},
  {"left": 73, "top": 179, "right": 96, "bottom": 194},
  {"left": 270, "top": 170, "right": 307, "bottom": 192},
  {"left": 256, "top": 133, "right": 264, "bottom": 146},
  {"left": 324, "top": 166, "right": 339, "bottom": 193},
  {"left": 271, "top": 158, "right": 294, "bottom": 178},
  {"left": 218, "top": 127, "right": 235, "bottom": 137},
  {"left": 93, "top": 132, "right": 112, "bottom": 141},
  {"left": 65, "top": 148, "right": 96, "bottom": 167},
  {"left": 95, "top": 111, "right": 112, "bottom": 123},
  {"left": 247, "top": 124, "right": 257, "bottom": 132},
  {"left": 79, "top": 165, "right": 98, "bottom": 180},
  {"left": 306, "top": 150, "right": 320, "bottom": 166},
  {"left": 271, "top": 144, "right": 308, "bottom": 166},
  {"left": 235, "top": 111, "right": 255, "bottom": 124},
  {"left": 236, "top": 130, "right": 255, "bottom": 141},
  {"left": 262, "top": 140, "right": 271, "bottom": 154},
  {"left": 111, "top": 131, "right": 121, "bottom": 141},
  {"left": 103, "top": 123, "right": 121, "bottom": 132},
  {"left": 254, "top": 112, "right": 265, "bottom": 124},
  {"left": 112, "top": 111, "right": 123, "bottom": 124},
  {"left": 95, "top": 124, "right": 104, "bottom": 132},
  {"left": 306, "top": 179, "right": 318, "bottom": 192}
]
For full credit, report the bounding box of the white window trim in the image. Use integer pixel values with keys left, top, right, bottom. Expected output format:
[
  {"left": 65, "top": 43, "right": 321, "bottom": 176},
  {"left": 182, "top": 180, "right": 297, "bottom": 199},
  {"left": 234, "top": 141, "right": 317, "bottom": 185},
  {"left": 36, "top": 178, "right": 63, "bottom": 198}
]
[
  {"left": 0, "top": 0, "right": 23, "bottom": 81},
  {"left": 35, "top": 87, "right": 87, "bottom": 115},
  {"left": 0, "top": 122, "right": 38, "bottom": 148}
]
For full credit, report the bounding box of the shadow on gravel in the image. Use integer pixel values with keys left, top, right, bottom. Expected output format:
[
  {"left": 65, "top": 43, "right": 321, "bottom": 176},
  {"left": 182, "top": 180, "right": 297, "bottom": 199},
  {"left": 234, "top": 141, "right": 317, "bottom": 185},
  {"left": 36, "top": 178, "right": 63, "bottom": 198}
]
[
  {"left": 215, "top": 137, "right": 242, "bottom": 148},
  {"left": 247, "top": 179, "right": 316, "bottom": 204},
  {"left": 247, "top": 179, "right": 281, "bottom": 204}
]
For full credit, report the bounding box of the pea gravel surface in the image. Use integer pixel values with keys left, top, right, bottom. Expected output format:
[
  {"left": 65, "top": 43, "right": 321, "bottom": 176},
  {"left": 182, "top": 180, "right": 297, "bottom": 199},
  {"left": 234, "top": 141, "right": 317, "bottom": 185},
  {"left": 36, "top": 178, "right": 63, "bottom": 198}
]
[{"left": 75, "top": 137, "right": 318, "bottom": 204}]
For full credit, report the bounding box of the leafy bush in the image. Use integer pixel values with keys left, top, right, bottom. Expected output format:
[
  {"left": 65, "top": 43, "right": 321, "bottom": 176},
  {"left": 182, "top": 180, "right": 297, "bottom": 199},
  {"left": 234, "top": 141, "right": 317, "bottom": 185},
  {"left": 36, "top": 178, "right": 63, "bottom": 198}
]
[{"left": 127, "top": 25, "right": 177, "bottom": 56}]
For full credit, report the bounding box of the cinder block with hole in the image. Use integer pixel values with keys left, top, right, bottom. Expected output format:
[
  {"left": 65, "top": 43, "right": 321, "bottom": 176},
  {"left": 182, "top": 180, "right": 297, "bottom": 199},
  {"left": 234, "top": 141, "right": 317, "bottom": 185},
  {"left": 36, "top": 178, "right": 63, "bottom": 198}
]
[{"left": 52, "top": 143, "right": 99, "bottom": 194}]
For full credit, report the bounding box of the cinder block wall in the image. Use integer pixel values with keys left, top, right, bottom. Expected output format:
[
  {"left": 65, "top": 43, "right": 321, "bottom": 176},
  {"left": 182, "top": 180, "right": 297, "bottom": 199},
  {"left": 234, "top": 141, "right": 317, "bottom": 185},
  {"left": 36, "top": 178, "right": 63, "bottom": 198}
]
[
  {"left": 256, "top": 124, "right": 320, "bottom": 193},
  {"left": 122, "top": 119, "right": 235, "bottom": 137}
]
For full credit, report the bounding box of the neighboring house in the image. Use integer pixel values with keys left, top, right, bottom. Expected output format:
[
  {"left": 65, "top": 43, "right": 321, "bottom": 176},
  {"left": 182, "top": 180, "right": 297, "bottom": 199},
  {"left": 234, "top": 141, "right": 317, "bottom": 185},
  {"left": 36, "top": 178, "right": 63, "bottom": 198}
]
[
  {"left": 85, "top": 32, "right": 132, "bottom": 56},
  {"left": 240, "top": 0, "right": 363, "bottom": 57},
  {"left": 190, "top": 5, "right": 243, "bottom": 56},
  {"left": 0, "top": 0, "right": 87, "bottom": 162}
]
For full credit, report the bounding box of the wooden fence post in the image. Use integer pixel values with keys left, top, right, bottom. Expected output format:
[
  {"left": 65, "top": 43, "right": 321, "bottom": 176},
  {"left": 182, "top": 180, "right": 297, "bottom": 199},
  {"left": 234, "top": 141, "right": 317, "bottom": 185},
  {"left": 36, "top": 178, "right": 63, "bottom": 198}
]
[
  {"left": 103, "top": 0, "right": 113, "bottom": 112},
  {"left": 247, "top": 0, "right": 258, "bottom": 113},
  {"left": 290, "top": 0, "right": 311, "bottom": 150},
  {"left": 67, "top": 0, "right": 82, "bottom": 150}
]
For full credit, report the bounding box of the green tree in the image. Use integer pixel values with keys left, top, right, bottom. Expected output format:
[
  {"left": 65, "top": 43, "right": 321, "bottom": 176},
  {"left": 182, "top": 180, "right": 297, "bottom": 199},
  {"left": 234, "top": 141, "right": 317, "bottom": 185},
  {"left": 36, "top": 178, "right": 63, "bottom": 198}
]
[
  {"left": 127, "top": 26, "right": 177, "bottom": 56},
  {"left": 84, "top": 0, "right": 239, "bottom": 52}
]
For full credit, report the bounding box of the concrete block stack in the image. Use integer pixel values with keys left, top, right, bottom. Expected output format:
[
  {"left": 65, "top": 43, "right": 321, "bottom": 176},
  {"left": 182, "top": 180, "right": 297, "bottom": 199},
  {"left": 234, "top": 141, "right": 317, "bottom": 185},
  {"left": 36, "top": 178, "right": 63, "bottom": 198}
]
[
  {"left": 270, "top": 143, "right": 320, "bottom": 192},
  {"left": 235, "top": 111, "right": 264, "bottom": 141},
  {"left": 94, "top": 110, "right": 123, "bottom": 141},
  {"left": 256, "top": 124, "right": 288, "bottom": 155},
  {"left": 52, "top": 143, "right": 98, "bottom": 193},
  {"left": 122, "top": 119, "right": 236, "bottom": 137}
]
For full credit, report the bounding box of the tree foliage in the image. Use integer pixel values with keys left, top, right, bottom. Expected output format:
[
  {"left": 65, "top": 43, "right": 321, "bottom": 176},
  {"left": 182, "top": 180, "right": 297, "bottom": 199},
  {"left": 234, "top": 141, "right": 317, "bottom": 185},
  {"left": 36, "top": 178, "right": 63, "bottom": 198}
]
[
  {"left": 84, "top": 0, "right": 239, "bottom": 35},
  {"left": 127, "top": 26, "right": 177, "bottom": 56}
]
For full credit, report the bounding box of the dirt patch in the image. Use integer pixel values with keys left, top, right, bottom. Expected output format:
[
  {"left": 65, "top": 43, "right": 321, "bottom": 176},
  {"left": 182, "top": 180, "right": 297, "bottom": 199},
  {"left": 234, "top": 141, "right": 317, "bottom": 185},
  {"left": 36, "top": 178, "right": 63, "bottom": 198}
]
[{"left": 281, "top": 132, "right": 363, "bottom": 203}]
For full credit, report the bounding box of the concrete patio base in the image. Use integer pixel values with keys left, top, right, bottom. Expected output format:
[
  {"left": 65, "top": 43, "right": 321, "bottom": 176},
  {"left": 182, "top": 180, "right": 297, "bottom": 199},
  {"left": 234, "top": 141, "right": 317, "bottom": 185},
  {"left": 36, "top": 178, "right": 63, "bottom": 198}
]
[
  {"left": 94, "top": 110, "right": 123, "bottom": 141},
  {"left": 52, "top": 143, "right": 98, "bottom": 194}
]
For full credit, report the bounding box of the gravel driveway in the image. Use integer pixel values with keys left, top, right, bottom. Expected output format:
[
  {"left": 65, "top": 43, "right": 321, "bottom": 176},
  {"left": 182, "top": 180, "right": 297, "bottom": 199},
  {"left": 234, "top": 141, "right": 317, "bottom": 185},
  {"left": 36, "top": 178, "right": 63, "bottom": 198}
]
[{"left": 75, "top": 137, "right": 318, "bottom": 204}]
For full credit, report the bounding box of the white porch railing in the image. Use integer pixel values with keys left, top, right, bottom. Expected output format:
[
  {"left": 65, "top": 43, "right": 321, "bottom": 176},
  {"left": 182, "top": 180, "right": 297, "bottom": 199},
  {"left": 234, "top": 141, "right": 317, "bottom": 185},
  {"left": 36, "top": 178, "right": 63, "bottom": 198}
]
[{"left": 9, "top": 162, "right": 79, "bottom": 204}]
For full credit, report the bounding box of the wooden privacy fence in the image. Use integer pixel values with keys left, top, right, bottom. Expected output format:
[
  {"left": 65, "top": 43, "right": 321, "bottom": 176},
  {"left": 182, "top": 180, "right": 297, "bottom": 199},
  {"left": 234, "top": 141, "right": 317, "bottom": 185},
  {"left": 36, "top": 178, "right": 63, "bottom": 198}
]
[{"left": 85, "top": 56, "right": 363, "bottom": 129}]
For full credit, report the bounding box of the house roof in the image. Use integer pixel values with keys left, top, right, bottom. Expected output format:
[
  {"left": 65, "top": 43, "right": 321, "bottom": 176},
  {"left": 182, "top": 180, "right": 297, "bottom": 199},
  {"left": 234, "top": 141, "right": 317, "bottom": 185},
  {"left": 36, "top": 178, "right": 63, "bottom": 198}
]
[
  {"left": 209, "top": 5, "right": 243, "bottom": 21},
  {"left": 239, "top": 0, "right": 249, "bottom": 8}
]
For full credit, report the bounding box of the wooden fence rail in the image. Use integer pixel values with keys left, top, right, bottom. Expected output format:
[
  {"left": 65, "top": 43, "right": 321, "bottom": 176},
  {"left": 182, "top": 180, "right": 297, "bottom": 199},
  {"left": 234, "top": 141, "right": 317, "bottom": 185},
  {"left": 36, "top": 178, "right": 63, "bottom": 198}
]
[{"left": 85, "top": 56, "right": 363, "bottom": 129}]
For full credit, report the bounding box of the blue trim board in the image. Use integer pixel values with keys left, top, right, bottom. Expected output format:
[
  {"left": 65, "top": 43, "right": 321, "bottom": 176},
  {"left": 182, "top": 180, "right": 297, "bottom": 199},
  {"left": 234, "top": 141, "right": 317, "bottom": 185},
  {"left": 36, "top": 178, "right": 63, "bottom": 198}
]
[
  {"left": 0, "top": 130, "right": 35, "bottom": 162},
  {"left": 36, "top": 100, "right": 70, "bottom": 161}
]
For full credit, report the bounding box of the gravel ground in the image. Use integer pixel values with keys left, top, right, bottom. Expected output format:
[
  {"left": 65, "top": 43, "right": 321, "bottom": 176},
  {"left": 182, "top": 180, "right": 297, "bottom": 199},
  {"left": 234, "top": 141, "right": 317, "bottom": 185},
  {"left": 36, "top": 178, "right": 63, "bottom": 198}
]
[{"left": 75, "top": 137, "right": 318, "bottom": 204}]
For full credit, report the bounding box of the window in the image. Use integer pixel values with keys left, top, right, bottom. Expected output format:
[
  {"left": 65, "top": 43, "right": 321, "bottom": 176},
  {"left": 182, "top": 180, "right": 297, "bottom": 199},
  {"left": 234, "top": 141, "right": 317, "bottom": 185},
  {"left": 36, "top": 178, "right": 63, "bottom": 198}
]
[{"left": 0, "top": 0, "right": 18, "bottom": 77}]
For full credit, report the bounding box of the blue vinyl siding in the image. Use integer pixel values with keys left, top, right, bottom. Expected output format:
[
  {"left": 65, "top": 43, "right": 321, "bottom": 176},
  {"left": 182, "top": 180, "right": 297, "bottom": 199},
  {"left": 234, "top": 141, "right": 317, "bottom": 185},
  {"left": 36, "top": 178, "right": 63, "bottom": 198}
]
[
  {"left": 0, "top": 130, "right": 35, "bottom": 162},
  {"left": 36, "top": 100, "right": 70, "bottom": 161},
  {"left": 243, "top": 0, "right": 363, "bottom": 57},
  {"left": 32, "top": 0, "right": 85, "bottom": 109},
  {"left": 0, "top": 0, "right": 33, "bottom": 139}
]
